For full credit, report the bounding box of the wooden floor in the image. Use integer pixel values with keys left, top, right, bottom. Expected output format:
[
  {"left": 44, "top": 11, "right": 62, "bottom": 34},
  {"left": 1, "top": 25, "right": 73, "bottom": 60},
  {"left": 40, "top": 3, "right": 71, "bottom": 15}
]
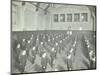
[{"left": 11, "top": 30, "right": 96, "bottom": 74}]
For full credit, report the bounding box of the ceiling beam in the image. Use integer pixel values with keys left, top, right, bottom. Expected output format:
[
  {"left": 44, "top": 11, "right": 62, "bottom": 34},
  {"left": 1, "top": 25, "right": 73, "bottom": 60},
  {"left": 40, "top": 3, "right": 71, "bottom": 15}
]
[
  {"left": 44, "top": 4, "right": 50, "bottom": 11},
  {"left": 36, "top": 3, "right": 40, "bottom": 11},
  {"left": 28, "top": 2, "right": 49, "bottom": 13}
]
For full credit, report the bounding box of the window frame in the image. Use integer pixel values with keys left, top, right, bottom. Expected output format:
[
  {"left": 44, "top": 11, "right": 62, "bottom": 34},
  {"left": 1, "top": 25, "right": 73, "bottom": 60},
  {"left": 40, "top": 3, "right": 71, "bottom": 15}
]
[
  {"left": 60, "top": 14, "right": 65, "bottom": 22},
  {"left": 53, "top": 14, "right": 59, "bottom": 22},
  {"left": 81, "top": 13, "right": 88, "bottom": 22},
  {"left": 74, "top": 13, "right": 80, "bottom": 22},
  {"left": 67, "top": 13, "right": 72, "bottom": 22}
]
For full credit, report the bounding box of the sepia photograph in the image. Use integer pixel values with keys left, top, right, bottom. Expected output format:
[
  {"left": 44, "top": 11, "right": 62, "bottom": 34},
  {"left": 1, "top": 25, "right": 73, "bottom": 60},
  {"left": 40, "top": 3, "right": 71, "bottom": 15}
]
[{"left": 11, "top": 0, "right": 96, "bottom": 74}]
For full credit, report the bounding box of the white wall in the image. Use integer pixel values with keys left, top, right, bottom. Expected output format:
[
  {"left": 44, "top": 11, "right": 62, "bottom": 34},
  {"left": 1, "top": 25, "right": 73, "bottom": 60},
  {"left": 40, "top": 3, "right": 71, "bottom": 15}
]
[
  {"left": 12, "top": 1, "right": 95, "bottom": 31},
  {"left": 12, "top": 1, "right": 22, "bottom": 31},
  {"left": 12, "top": 1, "right": 50, "bottom": 31},
  {"left": 49, "top": 5, "right": 94, "bottom": 30},
  {"left": 24, "top": 3, "right": 38, "bottom": 30}
]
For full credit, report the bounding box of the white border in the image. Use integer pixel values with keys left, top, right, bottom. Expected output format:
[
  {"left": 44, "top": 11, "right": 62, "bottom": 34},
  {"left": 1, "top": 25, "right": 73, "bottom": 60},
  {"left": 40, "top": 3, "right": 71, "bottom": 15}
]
[{"left": 0, "top": 0, "right": 99, "bottom": 75}]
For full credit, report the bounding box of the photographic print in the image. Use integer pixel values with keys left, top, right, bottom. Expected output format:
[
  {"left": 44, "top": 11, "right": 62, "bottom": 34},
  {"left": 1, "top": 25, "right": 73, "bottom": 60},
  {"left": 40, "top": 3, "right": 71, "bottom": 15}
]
[{"left": 11, "top": 0, "right": 96, "bottom": 74}]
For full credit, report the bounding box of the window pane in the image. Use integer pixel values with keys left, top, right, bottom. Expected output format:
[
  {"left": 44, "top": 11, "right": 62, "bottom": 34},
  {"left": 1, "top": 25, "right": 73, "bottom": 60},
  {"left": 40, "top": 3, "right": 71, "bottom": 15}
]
[
  {"left": 81, "top": 13, "right": 88, "bottom": 22},
  {"left": 74, "top": 13, "right": 80, "bottom": 22},
  {"left": 67, "top": 14, "right": 72, "bottom": 22},
  {"left": 54, "top": 14, "right": 58, "bottom": 22},
  {"left": 60, "top": 14, "right": 65, "bottom": 22}
]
